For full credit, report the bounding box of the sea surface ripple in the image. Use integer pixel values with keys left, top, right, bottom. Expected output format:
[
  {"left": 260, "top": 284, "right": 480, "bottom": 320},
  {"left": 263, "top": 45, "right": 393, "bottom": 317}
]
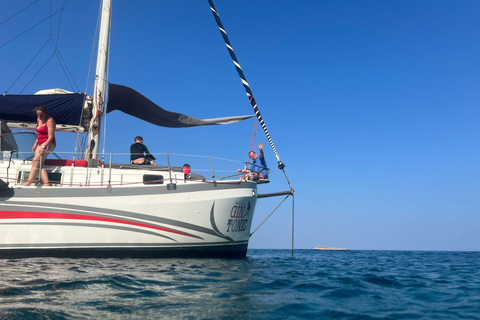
[{"left": 1, "top": 250, "right": 479, "bottom": 319}]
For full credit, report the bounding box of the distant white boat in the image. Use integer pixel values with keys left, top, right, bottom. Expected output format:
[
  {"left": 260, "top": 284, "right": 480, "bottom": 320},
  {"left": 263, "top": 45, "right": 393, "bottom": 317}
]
[{"left": 314, "top": 246, "right": 349, "bottom": 251}]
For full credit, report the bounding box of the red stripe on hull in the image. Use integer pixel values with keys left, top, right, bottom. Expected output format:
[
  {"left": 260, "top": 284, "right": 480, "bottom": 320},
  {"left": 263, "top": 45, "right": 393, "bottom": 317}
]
[{"left": 0, "top": 211, "right": 200, "bottom": 239}]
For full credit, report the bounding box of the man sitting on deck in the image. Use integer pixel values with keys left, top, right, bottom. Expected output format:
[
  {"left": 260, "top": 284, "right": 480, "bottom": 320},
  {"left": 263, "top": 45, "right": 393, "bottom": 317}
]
[
  {"left": 130, "top": 136, "right": 157, "bottom": 165},
  {"left": 238, "top": 143, "right": 268, "bottom": 181}
]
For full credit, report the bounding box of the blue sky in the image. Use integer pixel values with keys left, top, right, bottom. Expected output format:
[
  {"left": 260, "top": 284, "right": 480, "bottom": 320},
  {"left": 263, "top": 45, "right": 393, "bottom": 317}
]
[{"left": 1, "top": 0, "right": 479, "bottom": 250}]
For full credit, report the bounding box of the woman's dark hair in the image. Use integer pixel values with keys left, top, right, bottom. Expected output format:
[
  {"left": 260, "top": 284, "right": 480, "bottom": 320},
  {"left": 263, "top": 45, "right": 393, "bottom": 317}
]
[{"left": 34, "top": 105, "right": 49, "bottom": 114}]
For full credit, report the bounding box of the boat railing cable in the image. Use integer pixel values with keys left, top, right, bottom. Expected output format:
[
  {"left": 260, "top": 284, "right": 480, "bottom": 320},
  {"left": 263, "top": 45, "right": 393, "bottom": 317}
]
[
  {"left": 1, "top": 151, "right": 273, "bottom": 185},
  {"left": 0, "top": 150, "right": 254, "bottom": 186}
]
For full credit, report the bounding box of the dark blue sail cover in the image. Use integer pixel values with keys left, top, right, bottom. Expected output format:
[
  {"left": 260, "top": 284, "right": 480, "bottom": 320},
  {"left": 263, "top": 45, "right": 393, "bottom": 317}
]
[
  {"left": 107, "top": 84, "right": 253, "bottom": 127},
  {"left": 0, "top": 93, "right": 85, "bottom": 126}
]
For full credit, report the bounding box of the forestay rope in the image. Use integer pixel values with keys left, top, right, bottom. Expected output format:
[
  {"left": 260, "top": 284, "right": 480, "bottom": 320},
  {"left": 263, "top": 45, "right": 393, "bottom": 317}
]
[
  {"left": 208, "top": 1, "right": 285, "bottom": 170},
  {"left": 208, "top": 0, "right": 295, "bottom": 255}
]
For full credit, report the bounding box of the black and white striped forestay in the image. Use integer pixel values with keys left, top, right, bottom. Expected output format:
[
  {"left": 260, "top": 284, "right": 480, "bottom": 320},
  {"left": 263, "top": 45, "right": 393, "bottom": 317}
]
[{"left": 208, "top": 0, "right": 285, "bottom": 170}]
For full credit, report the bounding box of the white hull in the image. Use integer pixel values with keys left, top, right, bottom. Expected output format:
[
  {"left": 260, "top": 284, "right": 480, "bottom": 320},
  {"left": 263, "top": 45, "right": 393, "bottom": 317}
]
[
  {"left": 0, "top": 161, "right": 258, "bottom": 258},
  {"left": 0, "top": 0, "right": 273, "bottom": 259}
]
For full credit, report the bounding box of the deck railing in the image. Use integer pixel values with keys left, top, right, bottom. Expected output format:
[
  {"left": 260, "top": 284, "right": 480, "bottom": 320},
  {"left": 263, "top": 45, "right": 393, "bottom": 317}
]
[{"left": 0, "top": 150, "right": 254, "bottom": 187}]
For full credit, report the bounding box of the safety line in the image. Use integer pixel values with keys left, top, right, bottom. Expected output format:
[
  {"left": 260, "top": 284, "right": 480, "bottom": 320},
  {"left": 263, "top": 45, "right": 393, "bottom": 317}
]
[{"left": 2, "top": 175, "right": 243, "bottom": 188}]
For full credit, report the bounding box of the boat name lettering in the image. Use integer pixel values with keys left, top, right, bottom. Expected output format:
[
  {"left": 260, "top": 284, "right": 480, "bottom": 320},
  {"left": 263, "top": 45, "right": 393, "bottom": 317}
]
[
  {"left": 230, "top": 205, "right": 249, "bottom": 219},
  {"left": 226, "top": 218, "right": 248, "bottom": 232},
  {"left": 226, "top": 203, "right": 250, "bottom": 232}
]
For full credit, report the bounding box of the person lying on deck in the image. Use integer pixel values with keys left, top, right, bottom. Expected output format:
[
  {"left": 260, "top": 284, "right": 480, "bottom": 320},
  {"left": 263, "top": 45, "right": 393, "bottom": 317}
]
[{"left": 130, "top": 136, "right": 157, "bottom": 165}]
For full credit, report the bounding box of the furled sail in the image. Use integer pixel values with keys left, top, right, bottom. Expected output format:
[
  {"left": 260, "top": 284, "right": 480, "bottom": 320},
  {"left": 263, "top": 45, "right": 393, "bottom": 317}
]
[
  {"left": 106, "top": 84, "right": 253, "bottom": 127},
  {"left": 0, "top": 93, "right": 86, "bottom": 126}
]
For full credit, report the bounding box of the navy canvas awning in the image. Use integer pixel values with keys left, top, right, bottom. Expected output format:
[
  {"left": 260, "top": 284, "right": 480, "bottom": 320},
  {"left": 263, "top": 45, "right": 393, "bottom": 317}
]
[
  {"left": 107, "top": 84, "right": 253, "bottom": 127},
  {"left": 0, "top": 93, "right": 85, "bottom": 126}
]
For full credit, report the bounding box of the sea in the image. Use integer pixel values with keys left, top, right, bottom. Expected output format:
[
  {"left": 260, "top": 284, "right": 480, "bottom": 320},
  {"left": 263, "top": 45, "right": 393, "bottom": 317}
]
[{"left": 0, "top": 249, "right": 479, "bottom": 319}]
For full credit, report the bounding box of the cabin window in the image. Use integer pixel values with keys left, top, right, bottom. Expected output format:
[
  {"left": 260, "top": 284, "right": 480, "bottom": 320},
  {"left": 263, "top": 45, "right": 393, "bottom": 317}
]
[
  {"left": 143, "top": 175, "right": 164, "bottom": 185},
  {"left": 17, "top": 171, "right": 62, "bottom": 185}
]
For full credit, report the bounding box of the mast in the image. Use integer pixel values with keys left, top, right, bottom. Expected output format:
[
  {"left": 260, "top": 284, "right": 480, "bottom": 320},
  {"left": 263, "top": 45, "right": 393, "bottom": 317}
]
[{"left": 87, "top": 0, "right": 111, "bottom": 160}]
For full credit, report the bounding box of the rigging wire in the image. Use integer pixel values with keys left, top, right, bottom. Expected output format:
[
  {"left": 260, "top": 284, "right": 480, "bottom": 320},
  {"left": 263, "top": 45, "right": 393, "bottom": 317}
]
[
  {"left": 0, "top": 0, "right": 40, "bottom": 27},
  {"left": 54, "top": 47, "right": 80, "bottom": 92},
  {"left": 74, "top": 1, "right": 103, "bottom": 157},
  {"left": 209, "top": 0, "right": 296, "bottom": 253},
  {"left": 0, "top": 8, "right": 63, "bottom": 50},
  {"left": 292, "top": 193, "right": 295, "bottom": 256},
  {"left": 2, "top": 0, "right": 79, "bottom": 94},
  {"left": 85, "top": 2, "right": 103, "bottom": 96},
  {"left": 50, "top": 0, "right": 79, "bottom": 92},
  {"left": 101, "top": 18, "right": 113, "bottom": 159},
  {"left": 55, "top": 1, "right": 65, "bottom": 45},
  {"left": 208, "top": 0, "right": 285, "bottom": 170},
  {"left": 250, "top": 194, "right": 291, "bottom": 237},
  {"left": 249, "top": 117, "right": 259, "bottom": 152},
  {"left": 19, "top": 52, "right": 56, "bottom": 94},
  {"left": 208, "top": 0, "right": 295, "bottom": 192},
  {"left": 4, "top": 38, "right": 50, "bottom": 94},
  {"left": 54, "top": 52, "right": 75, "bottom": 91},
  {"left": 2, "top": 0, "right": 85, "bottom": 153},
  {"left": 241, "top": 117, "right": 259, "bottom": 173},
  {"left": 49, "top": 0, "right": 52, "bottom": 36}
]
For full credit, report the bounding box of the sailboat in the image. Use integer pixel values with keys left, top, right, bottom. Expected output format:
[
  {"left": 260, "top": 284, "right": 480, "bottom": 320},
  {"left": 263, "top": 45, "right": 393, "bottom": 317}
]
[{"left": 0, "top": 0, "right": 293, "bottom": 258}]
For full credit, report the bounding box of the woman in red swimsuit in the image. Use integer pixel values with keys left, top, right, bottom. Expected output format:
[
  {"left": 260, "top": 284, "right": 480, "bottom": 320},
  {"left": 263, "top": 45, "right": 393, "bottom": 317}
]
[{"left": 25, "top": 105, "right": 56, "bottom": 186}]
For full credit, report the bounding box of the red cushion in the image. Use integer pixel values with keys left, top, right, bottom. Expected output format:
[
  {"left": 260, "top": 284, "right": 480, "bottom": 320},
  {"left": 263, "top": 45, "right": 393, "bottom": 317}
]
[{"left": 44, "top": 159, "right": 88, "bottom": 167}]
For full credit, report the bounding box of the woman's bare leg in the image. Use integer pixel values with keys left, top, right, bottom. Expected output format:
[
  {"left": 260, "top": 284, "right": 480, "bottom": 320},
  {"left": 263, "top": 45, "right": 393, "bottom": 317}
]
[
  {"left": 40, "top": 145, "right": 54, "bottom": 186},
  {"left": 24, "top": 146, "right": 53, "bottom": 186},
  {"left": 24, "top": 155, "right": 41, "bottom": 186},
  {"left": 41, "top": 169, "right": 50, "bottom": 186}
]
